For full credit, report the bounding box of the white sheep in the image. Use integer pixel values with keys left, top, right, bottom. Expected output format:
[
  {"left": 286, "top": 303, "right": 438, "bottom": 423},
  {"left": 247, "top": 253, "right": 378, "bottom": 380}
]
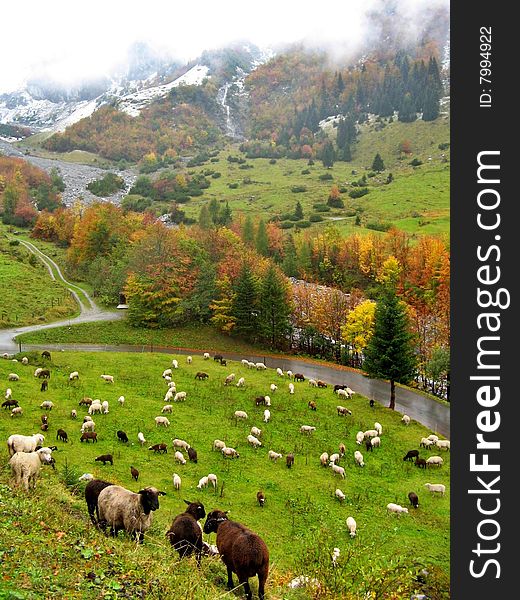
[
  {"left": 137, "top": 432, "right": 146, "bottom": 446},
  {"left": 300, "top": 425, "right": 316, "bottom": 434},
  {"left": 70, "top": 409, "right": 77, "bottom": 419},
  {"left": 78, "top": 473, "right": 94, "bottom": 482},
  {"left": 234, "top": 410, "right": 248, "bottom": 420},
  {"left": 9, "top": 448, "right": 54, "bottom": 491},
  {"left": 221, "top": 446, "right": 239, "bottom": 459},
  {"left": 174, "top": 451, "right": 187, "bottom": 465},
  {"left": 203, "top": 352, "right": 210, "bottom": 360},
  {"left": 5, "top": 388, "right": 12, "bottom": 399},
  {"left": 374, "top": 422, "right": 383, "bottom": 436},
  {"left": 286, "top": 370, "right": 293, "bottom": 379},
  {"left": 268, "top": 450, "right": 283, "bottom": 462},
  {"left": 164, "top": 375, "right": 172, "bottom": 382},
  {"left": 355, "top": 431, "right": 364, "bottom": 445},
  {"left": 118, "top": 396, "right": 125, "bottom": 406},
  {"left": 346, "top": 516, "right": 357, "bottom": 538},
  {"left": 101, "top": 400, "right": 109, "bottom": 414},
  {"left": 250, "top": 426, "right": 262, "bottom": 437},
  {"left": 155, "top": 416, "right": 171, "bottom": 427},
  {"left": 173, "top": 391, "right": 187, "bottom": 402},
  {"left": 264, "top": 395, "right": 271, "bottom": 406},
  {"left": 173, "top": 473, "right": 181, "bottom": 490},
  {"left": 224, "top": 373, "right": 236, "bottom": 385},
  {"left": 255, "top": 362, "right": 267, "bottom": 370},
  {"left": 263, "top": 409, "right": 271, "bottom": 423},
  {"left": 427, "top": 434, "right": 439, "bottom": 443},
  {"left": 424, "top": 483, "right": 446, "bottom": 495},
  {"left": 436, "top": 439, "right": 451, "bottom": 451},
  {"left": 40, "top": 400, "right": 54, "bottom": 411},
  {"left": 207, "top": 473, "right": 218, "bottom": 488},
  {"left": 100, "top": 374, "right": 114, "bottom": 384},
  {"left": 247, "top": 434, "right": 262, "bottom": 448},
  {"left": 331, "top": 547, "right": 341, "bottom": 566},
  {"left": 329, "top": 453, "right": 340, "bottom": 464},
  {"left": 10, "top": 407, "right": 23, "bottom": 417},
  {"left": 171, "top": 359, "right": 178, "bottom": 369},
  {"left": 34, "top": 368, "right": 42, "bottom": 378},
  {"left": 172, "top": 439, "right": 190, "bottom": 451},
  {"left": 186, "top": 356, "right": 193, "bottom": 364},
  {"left": 213, "top": 439, "right": 226, "bottom": 451},
  {"left": 276, "top": 368, "right": 284, "bottom": 377},
  {"left": 164, "top": 390, "right": 174, "bottom": 402},
  {"left": 162, "top": 404, "right": 173, "bottom": 414},
  {"left": 336, "top": 405, "right": 352, "bottom": 416},
  {"left": 197, "top": 476, "right": 209, "bottom": 489},
  {"left": 420, "top": 437, "right": 434, "bottom": 448},
  {"left": 247, "top": 361, "right": 256, "bottom": 369},
  {"left": 21, "top": 357, "right": 29, "bottom": 365},
  {"left": 97, "top": 485, "right": 165, "bottom": 542},
  {"left": 289, "top": 383, "right": 294, "bottom": 394},
  {"left": 241, "top": 359, "right": 249, "bottom": 366},
  {"left": 345, "top": 387, "right": 354, "bottom": 398},
  {"left": 167, "top": 381, "right": 177, "bottom": 389},
  {"left": 364, "top": 429, "right": 378, "bottom": 439},
  {"left": 401, "top": 414, "right": 411, "bottom": 425},
  {"left": 69, "top": 371, "right": 79, "bottom": 381},
  {"left": 354, "top": 450, "right": 365, "bottom": 467},
  {"left": 308, "top": 379, "right": 318, "bottom": 387},
  {"left": 426, "top": 456, "right": 444, "bottom": 467},
  {"left": 270, "top": 383, "right": 277, "bottom": 393},
  {"left": 330, "top": 463, "right": 346, "bottom": 478},
  {"left": 335, "top": 489, "right": 346, "bottom": 502},
  {"left": 89, "top": 401, "right": 102, "bottom": 415},
  {"left": 236, "top": 377, "right": 246, "bottom": 388},
  {"left": 370, "top": 436, "right": 381, "bottom": 448},
  {"left": 8, "top": 373, "right": 19, "bottom": 381},
  {"left": 7, "top": 433, "right": 45, "bottom": 456},
  {"left": 387, "top": 503, "right": 409, "bottom": 515},
  {"left": 320, "top": 452, "right": 329, "bottom": 466},
  {"left": 81, "top": 420, "right": 96, "bottom": 432}
]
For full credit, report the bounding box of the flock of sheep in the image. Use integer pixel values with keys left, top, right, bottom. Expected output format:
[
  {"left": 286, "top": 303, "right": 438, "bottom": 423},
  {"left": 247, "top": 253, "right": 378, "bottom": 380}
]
[{"left": 2, "top": 349, "right": 449, "bottom": 598}]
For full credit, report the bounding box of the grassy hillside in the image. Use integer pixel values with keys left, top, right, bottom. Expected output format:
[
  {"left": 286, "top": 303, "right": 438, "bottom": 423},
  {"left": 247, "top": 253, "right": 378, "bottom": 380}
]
[{"left": 0, "top": 351, "right": 450, "bottom": 598}]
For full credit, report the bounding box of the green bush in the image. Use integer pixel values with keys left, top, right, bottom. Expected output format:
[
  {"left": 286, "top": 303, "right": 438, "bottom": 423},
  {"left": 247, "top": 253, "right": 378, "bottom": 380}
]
[
  {"left": 438, "top": 142, "right": 450, "bottom": 150},
  {"left": 366, "top": 220, "right": 392, "bottom": 232},
  {"left": 269, "top": 159, "right": 277, "bottom": 164},
  {"left": 228, "top": 182, "right": 239, "bottom": 189},
  {"left": 313, "top": 204, "right": 331, "bottom": 212},
  {"left": 349, "top": 187, "right": 369, "bottom": 199},
  {"left": 410, "top": 158, "right": 423, "bottom": 167},
  {"left": 301, "top": 169, "right": 311, "bottom": 175},
  {"left": 87, "top": 173, "right": 125, "bottom": 197},
  {"left": 319, "top": 173, "right": 333, "bottom": 181},
  {"left": 291, "top": 185, "right": 307, "bottom": 193},
  {"left": 309, "top": 214, "right": 324, "bottom": 222},
  {"left": 327, "top": 197, "right": 345, "bottom": 208},
  {"left": 211, "top": 172, "right": 222, "bottom": 179},
  {"left": 279, "top": 221, "right": 294, "bottom": 229},
  {"left": 295, "top": 220, "right": 311, "bottom": 228}
]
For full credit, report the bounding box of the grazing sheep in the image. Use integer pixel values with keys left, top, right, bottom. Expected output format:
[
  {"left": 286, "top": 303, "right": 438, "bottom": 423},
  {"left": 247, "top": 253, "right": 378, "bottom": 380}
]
[
  {"left": 162, "top": 404, "right": 173, "bottom": 414},
  {"left": 354, "top": 450, "right": 365, "bottom": 467},
  {"left": 69, "top": 371, "right": 79, "bottom": 381},
  {"left": 234, "top": 410, "right": 248, "bottom": 420},
  {"left": 346, "top": 516, "right": 357, "bottom": 537},
  {"left": 339, "top": 443, "right": 346, "bottom": 457},
  {"left": 336, "top": 388, "right": 350, "bottom": 399},
  {"left": 224, "top": 373, "right": 236, "bottom": 385},
  {"left": 424, "top": 483, "right": 446, "bottom": 495},
  {"left": 408, "top": 492, "right": 419, "bottom": 508},
  {"left": 40, "top": 380, "right": 48, "bottom": 392},
  {"left": 403, "top": 450, "right": 419, "bottom": 461},
  {"left": 255, "top": 362, "right": 267, "bottom": 370},
  {"left": 369, "top": 399, "right": 375, "bottom": 407},
  {"left": 208, "top": 473, "right": 218, "bottom": 488},
  {"left": 95, "top": 454, "right": 113, "bottom": 465},
  {"left": 374, "top": 422, "right": 383, "bottom": 436},
  {"left": 137, "top": 432, "right": 146, "bottom": 446},
  {"left": 84, "top": 479, "right": 115, "bottom": 524},
  {"left": 34, "top": 368, "right": 43, "bottom": 378},
  {"left": 7, "top": 433, "right": 45, "bottom": 456},
  {"left": 264, "top": 395, "right": 271, "bottom": 406},
  {"left": 288, "top": 383, "right": 294, "bottom": 394},
  {"left": 241, "top": 359, "right": 249, "bottom": 366},
  {"left": 100, "top": 375, "right": 114, "bottom": 384},
  {"left": 98, "top": 485, "right": 166, "bottom": 542},
  {"left": 257, "top": 490, "right": 265, "bottom": 507},
  {"left": 320, "top": 452, "right": 329, "bottom": 467},
  {"left": 427, "top": 434, "right": 439, "bottom": 444},
  {"left": 131, "top": 466, "right": 139, "bottom": 481},
  {"left": 286, "top": 453, "right": 295, "bottom": 468},
  {"left": 166, "top": 500, "right": 206, "bottom": 564},
  {"left": 214, "top": 354, "right": 224, "bottom": 362},
  {"left": 307, "top": 401, "right": 317, "bottom": 411},
  {"left": 247, "top": 361, "right": 256, "bottom": 369},
  {"left": 263, "top": 409, "right": 271, "bottom": 423},
  {"left": 331, "top": 547, "right": 341, "bottom": 566},
  {"left": 41, "top": 351, "right": 51, "bottom": 359},
  {"left": 213, "top": 439, "right": 226, "bottom": 451},
  {"left": 56, "top": 429, "right": 68, "bottom": 442},
  {"left": 387, "top": 503, "right": 409, "bottom": 515},
  {"left": 203, "top": 353, "right": 210, "bottom": 360},
  {"left": 329, "top": 453, "right": 340, "bottom": 465},
  {"left": 5, "top": 387, "right": 12, "bottom": 399},
  {"left": 2, "top": 399, "right": 18, "bottom": 410},
  {"left": 415, "top": 458, "right": 427, "bottom": 469},
  {"left": 300, "top": 425, "right": 316, "bottom": 435},
  {"left": 155, "top": 416, "right": 171, "bottom": 427},
  {"left": 268, "top": 450, "right": 283, "bottom": 462},
  {"left": 317, "top": 380, "right": 327, "bottom": 388},
  {"left": 9, "top": 448, "right": 54, "bottom": 491},
  {"left": 276, "top": 368, "right": 284, "bottom": 377},
  {"left": 101, "top": 400, "right": 109, "bottom": 414},
  {"left": 335, "top": 489, "right": 345, "bottom": 502},
  {"left": 186, "top": 356, "right": 193, "bottom": 364},
  {"left": 173, "top": 473, "right": 181, "bottom": 490},
  {"left": 426, "top": 456, "right": 444, "bottom": 467},
  {"left": 8, "top": 373, "right": 20, "bottom": 381},
  {"left": 255, "top": 395, "right": 267, "bottom": 406},
  {"left": 173, "top": 392, "right": 187, "bottom": 402},
  {"left": 187, "top": 447, "right": 198, "bottom": 463},
  {"left": 203, "top": 510, "right": 269, "bottom": 600},
  {"left": 163, "top": 369, "right": 172, "bottom": 379},
  {"left": 236, "top": 377, "right": 246, "bottom": 388},
  {"left": 79, "top": 473, "right": 94, "bottom": 482},
  {"left": 294, "top": 373, "right": 305, "bottom": 382},
  {"left": 330, "top": 463, "right": 346, "bottom": 478},
  {"left": 222, "top": 447, "right": 240, "bottom": 459},
  {"left": 251, "top": 426, "right": 262, "bottom": 437},
  {"left": 197, "top": 476, "right": 209, "bottom": 489},
  {"left": 149, "top": 443, "right": 168, "bottom": 454},
  {"left": 401, "top": 414, "right": 411, "bottom": 425},
  {"left": 40, "top": 400, "right": 54, "bottom": 411},
  {"left": 308, "top": 379, "right": 318, "bottom": 388},
  {"left": 364, "top": 429, "right": 378, "bottom": 439},
  {"left": 116, "top": 430, "right": 129, "bottom": 443},
  {"left": 80, "top": 432, "right": 98, "bottom": 443},
  {"left": 118, "top": 396, "right": 125, "bottom": 406},
  {"left": 333, "top": 384, "right": 346, "bottom": 394},
  {"left": 436, "top": 439, "right": 451, "bottom": 451},
  {"left": 79, "top": 397, "right": 93, "bottom": 407},
  {"left": 88, "top": 402, "right": 102, "bottom": 415},
  {"left": 81, "top": 420, "right": 96, "bottom": 433},
  {"left": 370, "top": 436, "right": 381, "bottom": 448},
  {"left": 247, "top": 434, "right": 262, "bottom": 448},
  {"left": 195, "top": 371, "right": 209, "bottom": 380},
  {"left": 270, "top": 383, "right": 277, "bottom": 393},
  {"left": 286, "top": 370, "right": 293, "bottom": 379},
  {"left": 171, "top": 359, "right": 178, "bottom": 369},
  {"left": 11, "top": 407, "right": 23, "bottom": 417},
  {"left": 70, "top": 409, "right": 77, "bottom": 419},
  {"left": 420, "top": 437, "right": 434, "bottom": 448},
  {"left": 355, "top": 431, "right": 364, "bottom": 445},
  {"left": 174, "top": 451, "right": 187, "bottom": 465},
  {"left": 336, "top": 405, "right": 352, "bottom": 416}
]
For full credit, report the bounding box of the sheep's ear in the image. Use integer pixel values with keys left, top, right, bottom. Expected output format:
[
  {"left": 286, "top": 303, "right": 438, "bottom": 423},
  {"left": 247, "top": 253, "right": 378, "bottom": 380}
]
[
  {"left": 159, "top": 491, "right": 166, "bottom": 496},
  {"left": 183, "top": 499, "right": 192, "bottom": 505}
]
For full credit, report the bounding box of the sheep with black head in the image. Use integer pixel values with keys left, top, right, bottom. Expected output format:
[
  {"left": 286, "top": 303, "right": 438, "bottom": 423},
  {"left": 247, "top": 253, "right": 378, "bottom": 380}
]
[
  {"left": 166, "top": 500, "right": 206, "bottom": 565},
  {"left": 204, "top": 509, "right": 269, "bottom": 600}
]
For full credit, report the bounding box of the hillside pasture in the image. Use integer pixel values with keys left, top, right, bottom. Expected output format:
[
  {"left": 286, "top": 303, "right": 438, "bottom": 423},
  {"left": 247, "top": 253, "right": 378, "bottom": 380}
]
[{"left": 0, "top": 351, "right": 450, "bottom": 598}]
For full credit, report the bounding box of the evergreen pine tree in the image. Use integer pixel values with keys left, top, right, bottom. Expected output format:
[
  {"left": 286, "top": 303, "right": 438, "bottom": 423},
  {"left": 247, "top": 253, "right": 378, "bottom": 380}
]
[
  {"left": 198, "top": 204, "right": 211, "bottom": 229},
  {"left": 398, "top": 93, "right": 417, "bottom": 123},
  {"left": 282, "top": 235, "right": 299, "bottom": 277},
  {"left": 372, "top": 153, "right": 385, "bottom": 172},
  {"left": 218, "top": 201, "right": 232, "bottom": 226},
  {"left": 242, "top": 215, "right": 255, "bottom": 245},
  {"left": 208, "top": 198, "right": 220, "bottom": 225},
  {"left": 255, "top": 219, "right": 269, "bottom": 256},
  {"left": 363, "top": 286, "right": 417, "bottom": 409},
  {"left": 422, "top": 85, "right": 440, "bottom": 121},
  {"left": 294, "top": 201, "right": 304, "bottom": 220},
  {"left": 258, "top": 264, "right": 292, "bottom": 348},
  {"left": 231, "top": 263, "right": 259, "bottom": 340},
  {"left": 322, "top": 141, "right": 336, "bottom": 168}
]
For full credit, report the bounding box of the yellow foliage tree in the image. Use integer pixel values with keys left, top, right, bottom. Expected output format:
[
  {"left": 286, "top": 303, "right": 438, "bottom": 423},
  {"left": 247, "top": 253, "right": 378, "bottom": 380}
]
[{"left": 341, "top": 300, "right": 376, "bottom": 366}]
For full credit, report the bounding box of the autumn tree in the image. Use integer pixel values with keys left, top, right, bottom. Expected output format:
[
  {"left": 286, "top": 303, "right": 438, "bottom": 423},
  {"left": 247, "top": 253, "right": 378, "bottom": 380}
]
[
  {"left": 210, "top": 275, "right": 236, "bottom": 332},
  {"left": 341, "top": 299, "right": 376, "bottom": 367}
]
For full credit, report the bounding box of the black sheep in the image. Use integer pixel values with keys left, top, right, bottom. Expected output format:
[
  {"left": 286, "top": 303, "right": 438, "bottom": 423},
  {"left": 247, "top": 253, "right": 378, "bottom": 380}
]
[
  {"left": 38, "top": 369, "right": 51, "bottom": 379},
  {"left": 365, "top": 440, "right": 373, "bottom": 452},
  {"left": 204, "top": 510, "right": 269, "bottom": 600},
  {"left": 40, "top": 380, "right": 48, "bottom": 392},
  {"left": 130, "top": 466, "right": 139, "bottom": 481},
  {"left": 257, "top": 491, "right": 265, "bottom": 507},
  {"left": 369, "top": 399, "right": 375, "bottom": 408},
  {"left": 333, "top": 384, "right": 346, "bottom": 393},
  {"left": 415, "top": 458, "right": 427, "bottom": 469},
  {"left": 166, "top": 500, "right": 206, "bottom": 565},
  {"left": 2, "top": 399, "right": 18, "bottom": 409},
  {"left": 84, "top": 479, "right": 114, "bottom": 525},
  {"left": 95, "top": 454, "right": 113, "bottom": 465},
  {"left": 187, "top": 447, "right": 198, "bottom": 463},
  {"left": 408, "top": 491, "right": 419, "bottom": 508},
  {"left": 41, "top": 351, "right": 51, "bottom": 359},
  {"left": 403, "top": 450, "right": 419, "bottom": 461},
  {"left": 213, "top": 354, "right": 224, "bottom": 362},
  {"left": 117, "top": 430, "right": 129, "bottom": 443},
  {"left": 56, "top": 428, "right": 68, "bottom": 442},
  {"left": 148, "top": 443, "right": 167, "bottom": 454}
]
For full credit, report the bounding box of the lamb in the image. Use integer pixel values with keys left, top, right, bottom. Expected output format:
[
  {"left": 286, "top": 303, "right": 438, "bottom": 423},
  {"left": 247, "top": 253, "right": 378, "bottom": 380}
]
[
  {"left": 95, "top": 454, "right": 113, "bottom": 465},
  {"left": 173, "top": 473, "right": 181, "bottom": 490},
  {"left": 354, "top": 450, "right": 365, "bottom": 467},
  {"left": 222, "top": 447, "right": 240, "bottom": 459},
  {"left": 195, "top": 371, "right": 209, "bottom": 380},
  {"left": 387, "top": 503, "right": 409, "bottom": 515},
  {"left": 186, "top": 356, "right": 193, "bottom": 364},
  {"left": 213, "top": 439, "right": 226, "bottom": 451},
  {"left": 257, "top": 490, "right": 265, "bottom": 507},
  {"left": 80, "top": 432, "right": 98, "bottom": 443},
  {"left": 276, "top": 368, "right": 284, "bottom": 377},
  {"left": 197, "top": 476, "right": 209, "bottom": 489},
  {"left": 270, "top": 383, "right": 277, "bottom": 393},
  {"left": 234, "top": 410, "right": 248, "bottom": 420},
  {"left": 101, "top": 400, "right": 109, "bottom": 414},
  {"left": 424, "top": 483, "right": 446, "bottom": 495},
  {"left": 329, "top": 453, "right": 340, "bottom": 464},
  {"left": 40, "top": 380, "right": 48, "bottom": 392},
  {"left": 408, "top": 492, "right": 419, "bottom": 508},
  {"left": 137, "top": 432, "right": 146, "bottom": 446},
  {"left": 335, "top": 488, "right": 345, "bottom": 502},
  {"left": 426, "top": 456, "right": 444, "bottom": 467},
  {"left": 40, "top": 400, "right": 54, "bottom": 411},
  {"left": 155, "top": 416, "right": 171, "bottom": 427},
  {"left": 286, "top": 370, "right": 293, "bottom": 379},
  {"left": 11, "top": 407, "right": 23, "bottom": 417},
  {"left": 288, "top": 383, "right": 294, "bottom": 394},
  {"left": 203, "top": 510, "right": 269, "bottom": 600},
  {"left": 308, "top": 401, "right": 317, "bottom": 411},
  {"left": 247, "top": 434, "right": 262, "bottom": 448},
  {"left": 70, "top": 409, "right": 77, "bottom": 419},
  {"left": 56, "top": 429, "right": 68, "bottom": 442},
  {"left": 81, "top": 420, "right": 96, "bottom": 433},
  {"left": 415, "top": 458, "right": 427, "bottom": 469},
  {"left": 187, "top": 447, "right": 198, "bottom": 463},
  {"left": 100, "top": 374, "right": 114, "bottom": 383},
  {"left": 116, "top": 430, "right": 129, "bottom": 443},
  {"left": 355, "top": 431, "right": 365, "bottom": 445},
  {"left": 330, "top": 463, "right": 346, "bottom": 478},
  {"left": 8, "top": 373, "right": 20, "bottom": 381},
  {"left": 9, "top": 448, "right": 54, "bottom": 491},
  {"left": 171, "top": 359, "right": 178, "bottom": 369},
  {"left": 208, "top": 473, "right": 218, "bottom": 488},
  {"left": 286, "top": 453, "right": 294, "bottom": 468},
  {"left": 118, "top": 396, "right": 125, "bottom": 406},
  {"left": 300, "top": 425, "right": 316, "bottom": 434},
  {"left": 97, "top": 485, "right": 166, "bottom": 542},
  {"left": 166, "top": 500, "right": 206, "bottom": 564},
  {"left": 162, "top": 404, "right": 173, "bottom": 414},
  {"left": 403, "top": 450, "right": 419, "bottom": 461},
  {"left": 255, "top": 395, "right": 267, "bottom": 406},
  {"left": 401, "top": 414, "right": 411, "bottom": 425},
  {"left": 149, "top": 443, "right": 168, "bottom": 454},
  {"left": 236, "top": 377, "right": 246, "bottom": 388},
  {"left": 69, "top": 371, "right": 79, "bottom": 381},
  {"left": 374, "top": 422, "right": 383, "bottom": 436},
  {"left": 7, "top": 433, "right": 45, "bottom": 456},
  {"left": 224, "top": 373, "right": 236, "bottom": 385},
  {"left": 130, "top": 466, "right": 139, "bottom": 481},
  {"left": 173, "top": 391, "right": 187, "bottom": 402},
  {"left": 339, "top": 443, "right": 346, "bottom": 457},
  {"left": 263, "top": 409, "right": 271, "bottom": 423},
  {"left": 250, "top": 426, "right": 262, "bottom": 437},
  {"left": 436, "top": 439, "right": 451, "bottom": 451},
  {"left": 308, "top": 379, "right": 318, "bottom": 387},
  {"left": 336, "top": 405, "right": 352, "bottom": 416},
  {"left": 268, "top": 450, "right": 283, "bottom": 462},
  {"left": 174, "top": 451, "right": 187, "bottom": 465},
  {"left": 346, "top": 516, "right": 357, "bottom": 537}
]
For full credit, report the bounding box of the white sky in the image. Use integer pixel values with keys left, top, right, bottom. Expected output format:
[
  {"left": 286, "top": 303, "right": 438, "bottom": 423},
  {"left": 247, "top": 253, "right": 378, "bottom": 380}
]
[{"left": 0, "top": 0, "right": 449, "bottom": 93}]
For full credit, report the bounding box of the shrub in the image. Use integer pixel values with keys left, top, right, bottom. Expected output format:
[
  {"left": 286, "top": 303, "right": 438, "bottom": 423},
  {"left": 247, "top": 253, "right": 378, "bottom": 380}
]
[
  {"left": 269, "top": 159, "right": 277, "bottom": 164},
  {"left": 301, "top": 169, "right": 311, "bottom": 175},
  {"left": 339, "top": 186, "right": 348, "bottom": 193},
  {"left": 313, "top": 204, "right": 331, "bottom": 212},
  {"left": 291, "top": 185, "right": 307, "bottom": 193},
  {"left": 228, "top": 182, "right": 239, "bottom": 189},
  {"left": 319, "top": 173, "right": 333, "bottom": 181},
  {"left": 410, "top": 158, "right": 423, "bottom": 167},
  {"left": 87, "top": 173, "right": 125, "bottom": 197},
  {"left": 211, "top": 172, "right": 222, "bottom": 179},
  {"left": 295, "top": 220, "right": 311, "bottom": 229},
  {"left": 309, "top": 214, "right": 324, "bottom": 222},
  {"left": 438, "top": 142, "right": 450, "bottom": 150},
  {"left": 327, "top": 196, "right": 345, "bottom": 208},
  {"left": 279, "top": 221, "right": 294, "bottom": 229},
  {"left": 366, "top": 220, "right": 392, "bottom": 232},
  {"left": 349, "top": 187, "right": 369, "bottom": 199},
  {"left": 210, "top": 157, "right": 219, "bottom": 163}
]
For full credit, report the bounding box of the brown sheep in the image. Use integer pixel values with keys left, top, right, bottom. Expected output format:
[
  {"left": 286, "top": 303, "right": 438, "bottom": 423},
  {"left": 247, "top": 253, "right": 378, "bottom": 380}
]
[
  {"left": 317, "top": 380, "right": 327, "bottom": 388},
  {"left": 195, "top": 372, "right": 209, "bottom": 380},
  {"left": 203, "top": 510, "right": 269, "bottom": 600},
  {"left": 56, "top": 428, "right": 68, "bottom": 442},
  {"left": 38, "top": 369, "right": 51, "bottom": 379},
  {"left": 148, "top": 443, "right": 167, "bottom": 454},
  {"left": 79, "top": 397, "right": 92, "bottom": 407},
  {"left": 2, "top": 399, "right": 19, "bottom": 410},
  {"left": 41, "top": 351, "right": 51, "bottom": 359},
  {"left": 286, "top": 453, "right": 294, "bottom": 469},
  {"left": 40, "top": 380, "right": 48, "bottom": 392},
  {"left": 130, "top": 466, "right": 139, "bottom": 481},
  {"left": 80, "top": 432, "right": 98, "bottom": 443},
  {"left": 293, "top": 373, "right": 305, "bottom": 382},
  {"left": 308, "top": 401, "right": 317, "bottom": 411},
  {"left": 166, "top": 500, "right": 206, "bottom": 565},
  {"left": 95, "top": 454, "right": 113, "bottom": 465},
  {"left": 415, "top": 458, "right": 427, "bottom": 469},
  {"left": 257, "top": 491, "right": 265, "bottom": 507}
]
